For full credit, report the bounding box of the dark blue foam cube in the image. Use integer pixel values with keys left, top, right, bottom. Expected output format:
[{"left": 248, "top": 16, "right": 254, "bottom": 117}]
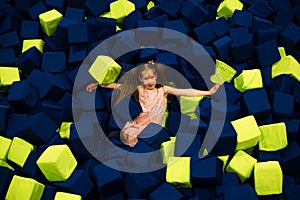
[
  {"left": 272, "top": 91, "right": 294, "bottom": 117},
  {"left": 181, "top": 0, "right": 208, "bottom": 26},
  {"left": 138, "top": 123, "right": 170, "bottom": 150},
  {"left": 194, "top": 22, "right": 217, "bottom": 45},
  {"left": 294, "top": 83, "right": 300, "bottom": 104},
  {"left": 153, "top": 14, "right": 168, "bottom": 28},
  {"left": 54, "top": 169, "right": 94, "bottom": 198},
  {"left": 247, "top": 0, "right": 274, "bottom": 18},
  {"left": 124, "top": 172, "right": 160, "bottom": 198},
  {"left": 65, "top": 0, "right": 85, "bottom": 8},
  {"left": 164, "top": 19, "right": 189, "bottom": 35},
  {"left": 19, "top": 112, "right": 58, "bottom": 146},
  {"left": 166, "top": 111, "right": 190, "bottom": 136},
  {"left": 20, "top": 20, "right": 40, "bottom": 40},
  {"left": 229, "top": 27, "right": 251, "bottom": 42},
  {"left": 252, "top": 16, "right": 279, "bottom": 33},
  {"left": 279, "top": 23, "right": 300, "bottom": 53},
  {"left": 0, "top": 17, "right": 19, "bottom": 34},
  {"left": 37, "top": 133, "right": 65, "bottom": 154},
  {"left": 82, "top": 0, "right": 108, "bottom": 17},
  {"left": 7, "top": 80, "right": 39, "bottom": 112},
  {"left": 0, "top": 167, "right": 14, "bottom": 197},
  {"left": 285, "top": 185, "right": 300, "bottom": 200},
  {"left": 0, "top": 31, "right": 20, "bottom": 50},
  {"left": 136, "top": 20, "right": 159, "bottom": 44},
  {"left": 191, "top": 156, "right": 223, "bottom": 187},
  {"left": 273, "top": 7, "right": 294, "bottom": 28},
  {"left": 45, "top": 0, "right": 65, "bottom": 13},
  {"left": 270, "top": 75, "right": 298, "bottom": 95},
  {"left": 195, "top": 97, "right": 211, "bottom": 123},
  {"left": 211, "top": 17, "right": 230, "bottom": 38},
  {"left": 16, "top": 47, "right": 42, "bottom": 75},
  {"left": 158, "top": 0, "right": 183, "bottom": 17},
  {"left": 91, "top": 163, "right": 123, "bottom": 198},
  {"left": 100, "top": 88, "right": 113, "bottom": 112},
  {"left": 13, "top": 0, "right": 39, "bottom": 12},
  {"left": 53, "top": 18, "right": 77, "bottom": 44},
  {"left": 258, "top": 150, "right": 281, "bottom": 162},
  {"left": 243, "top": 88, "right": 271, "bottom": 120},
  {"left": 64, "top": 7, "right": 83, "bottom": 23},
  {"left": 123, "top": 10, "right": 143, "bottom": 30},
  {"left": 41, "top": 185, "right": 57, "bottom": 200},
  {"left": 0, "top": 48, "right": 15, "bottom": 66},
  {"left": 255, "top": 28, "right": 279, "bottom": 45},
  {"left": 42, "top": 51, "right": 66, "bottom": 73},
  {"left": 216, "top": 173, "right": 239, "bottom": 197},
  {"left": 281, "top": 141, "right": 300, "bottom": 176},
  {"left": 78, "top": 158, "right": 99, "bottom": 177},
  {"left": 210, "top": 120, "right": 237, "bottom": 155},
  {"left": 21, "top": 151, "right": 46, "bottom": 182},
  {"left": 5, "top": 113, "right": 29, "bottom": 138},
  {"left": 138, "top": 48, "right": 158, "bottom": 62},
  {"left": 270, "top": 0, "right": 292, "bottom": 10},
  {"left": 174, "top": 133, "right": 201, "bottom": 157},
  {"left": 255, "top": 40, "right": 281, "bottom": 66},
  {"left": 193, "top": 186, "right": 215, "bottom": 200},
  {"left": 95, "top": 17, "right": 117, "bottom": 40},
  {"left": 231, "top": 10, "right": 253, "bottom": 28},
  {"left": 0, "top": 105, "right": 10, "bottom": 131},
  {"left": 27, "top": 1, "right": 47, "bottom": 20},
  {"left": 279, "top": 119, "right": 300, "bottom": 142},
  {"left": 68, "top": 44, "right": 87, "bottom": 66},
  {"left": 27, "top": 69, "right": 65, "bottom": 100},
  {"left": 68, "top": 23, "right": 95, "bottom": 44},
  {"left": 156, "top": 52, "right": 179, "bottom": 70},
  {"left": 224, "top": 184, "right": 258, "bottom": 200},
  {"left": 149, "top": 182, "right": 183, "bottom": 200},
  {"left": 129, "top": 0, "right": 147, "bottom": 10},
  {"left": 212, "top": 36, "right": 233, "bottom": 62}
]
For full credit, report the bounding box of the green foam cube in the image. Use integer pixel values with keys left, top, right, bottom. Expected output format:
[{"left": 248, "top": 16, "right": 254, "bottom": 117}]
[
  {"left": 160, "top": 137, "right": 176, "bottom": 164},
  {"left": 147, "top": 1, "right": 155, "bottom": 10},
  {"left": 39, "top": 9, "right": 63, "bottom": 36},
  {"left": 210, "top": 60, "right": 237, "bottom": 84},
  {"left": 254, "top": 161, "right": 283, "bottom": 195},
  {"left": 180, "top": 96, "right": 203, "bottom": 119},
  {"left": 0, "top": 136, "right": 12, "bottom": 160},
  {"left": 54, "top": 192, "right": 82, "bottom": 200},
  {"left": 231, "top": 115, "right": 261, "bottom": 150},
  {"left": 110, "top": 0, "right": 135, "bottom": 24},
  {"left": 259, "top": 122, "right": 288, "bottom": 151},
  {"left": 0, "top": 159, "right": 14, "bottom": 171},
  {"left": 272, "top": 55, "right": 300, "bottom": 81},
  {"left": 234, "top": 69, "right": 263, "bottom": 92},
  {"left": 7, "top": 137, "right": 35, "bottom": 167},
  {"left": 36, "top": 144, "right": 77, "bottom": 181},
  {"left": 22, "top": 39, "right": 45, "bottom": 53},
  {"left": 59, "top": 122, "right": 73, "bottom": 140},
  {"left": 0, "top": 67, "right": 20, "bottom": 87},
  {"left": 218, "top": 155, "right": 230, "bottom": 172},
  {"left": 226, "top": 150, "right": 257, "bottom": 182},
  {"left": 6, "top": 175, "right": 45, "bottom": 200},
  {"left": 217, "top": 0, "right": 243, "bottom": 19},
  {"left": 166, "top": 157, "right": 192, "bottom": 188},
  {"left": 88, "top": 55, "right": 122, "bottom": 85},
  {"left": 278, "top": 47, "right": 286, "bottom": 58}
]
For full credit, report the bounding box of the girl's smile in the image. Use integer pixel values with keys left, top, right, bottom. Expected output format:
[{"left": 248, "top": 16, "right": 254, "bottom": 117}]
[{"left": 140, "top": 69, "right": 157, "bottom": 90}]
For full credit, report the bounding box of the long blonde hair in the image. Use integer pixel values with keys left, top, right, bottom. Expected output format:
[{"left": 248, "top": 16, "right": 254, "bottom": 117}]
[{"left": 112, "top": 62, "right": 171, "bottom": 105}]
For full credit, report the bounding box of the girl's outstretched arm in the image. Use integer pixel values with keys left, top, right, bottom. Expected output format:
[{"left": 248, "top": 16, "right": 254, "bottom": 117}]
[
  {"left": 86, "top": 82, "right": 121, "bottom": 92},
  {"left": 164, "top": 84, "right": 220, "bottom": 97}
]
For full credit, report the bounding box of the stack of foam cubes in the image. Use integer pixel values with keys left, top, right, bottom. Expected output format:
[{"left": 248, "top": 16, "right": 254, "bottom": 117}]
[{"left": 0, "top": 0, "right": 300, "bottom": 199}]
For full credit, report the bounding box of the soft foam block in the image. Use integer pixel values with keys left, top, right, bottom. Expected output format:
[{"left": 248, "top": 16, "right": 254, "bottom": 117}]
[
  {"left": 231, "top": 115, "right": 261, "bottom": 150},
  {"left": 259, "top": 123, "right": 288, "bottom": 151},
  {"left": 16, "top": 47, "right": 43, "bottom": 75},
  {"left": 0, "top": 48, "right": 15, "bottom": 66},
  {"left": 0, "top": 136, "right": 12, "bottom": 160},
  {"left": 110, "top": 0, "right": 135, "bottom": 24},
  {"left": 254, "top": 161, "right": 283, "bottom": 195},
  {"left": 5, "top": 175, "right": 45, "bottom": 200},
  {"left": 160, "top": 137, "right": 176, "bottom": 164},
  {"left": 226, "top": 150, "right": 257, "bottom": 182},
  {"left": 223, "top": 184, "right": 258, "bottom": 200},
  {"left": 22, "top": 39, "right": 44, "bottom": 53},
  {"left": 166, "top": 157, "right": 192, "bottom": 188},
  {"left": 36, "top": 144, "right": 77, "bottom": 181},
  {"left": 210, "top": 60, "right": 236, "bottom": 84},
  {"left": 0, "top": 67, "right": 20, "bottom": 87},
  {"left": 88, "top": 55, "right": 122, "bottom": 85},
  {"left": 54, "top": 192, "right": 82, "bottom": 200},
  {"left": 42, "top": 51, "right": 66, "bottom": 73},
  {"left": 149, "top": 182, "right": 183, "bottom": 200},
  {"left": 39, "top": 9, "right": 63, "bottom": 36},
  {"left": 272, "top": 55, "right": 300, "bottom": 82},
  {"left": 234, "top": 69, "right": 263, "bottom": 93},
  {"left": 255, "top": 40, "right": 281, "bottom": 66},
  {"left": 217, "top": 0, "right": 243, "bottom": 19}
]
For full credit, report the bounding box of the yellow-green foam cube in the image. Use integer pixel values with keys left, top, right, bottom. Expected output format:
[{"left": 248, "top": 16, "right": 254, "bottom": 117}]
[
  {"left": 272, "top": 55, "right": 300, "bottom": 81},
  {"left": 59, "top": 122, "right": 73, "bottom": 140},
  {"left": 39, "top": 9, "right": 63, "bottom": 36},
  {"left": 6, "top": 175, "right": 45, "bottom": 200},
  {"left": 36, "top": 144, "right": 77, "bottom": 181},
  {"left": 278, "top": 47, "right": 286, "bottom": 58},
  {"left": 160, "top": 137, "right": 176, "bottom": 164},
  {"left": 218, "top": 155, "right": 230, "bottom": 172},
  {"left": 0, "top": 67, "right": 20, "bottom": 87},
  {"left": 254, "top": 161, "right": 283, "bottom": 195},
  {"left": 259, "top": 122, "right": 288, "bottom": 151},
  {"left": 0, "top": 159, "right": 14, "bottom": 171},
  {"left": 180, "top": 96, "right": 203, "bottom": 119},
  {"left": 54, "top": 192, "right": 82, "bottom": 200},
  {"left": 147, "top": 1, "right": 155, "bottom": 10},
  {"left": 166, "top": 157, "right": 192, "bottom": 188},
  {"left": 7, "top": 137, "right": 35, "bottom": 167},
  {"left": 0, "top": 136, "right": 12, "bottom": 160},
  {"left": 110, "top": 0, "right": 135, "bottom": 24},
  {"left": 88, "top": 55, "right": 122, "bottom": 85},
  {"left": 234, "top": 69, "right": 263, "bottom": 92},
  {"left": 217, "top": 0, "right": 243, "bottom": 19},
  {"left": 231, "top": 115, "right": 261, "bottom": 150},
  {"left": 161, "top": 110, "right": 169, "bottom": 128},
  {"left": 226, "top": 150, "right": 257, "bottom": 182},
  {"left": 22, "top": 39, "right": 45, "bottom": 53},
  {"left": 210, "top": 60, "right": 237, "bottom": 84}
]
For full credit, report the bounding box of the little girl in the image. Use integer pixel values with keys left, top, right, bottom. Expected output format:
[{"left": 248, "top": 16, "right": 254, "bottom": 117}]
[{"left": 86, "top": 61, "right": 220, "bottom": 147}]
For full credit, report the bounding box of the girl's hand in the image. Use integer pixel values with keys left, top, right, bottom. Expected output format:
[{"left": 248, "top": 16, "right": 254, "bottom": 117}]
[
  {"left": 208, "top": 84, "right": 221, "bottom": 95},
  {"left": 86, "top": 82, "right": 98, "bottom": 92}
]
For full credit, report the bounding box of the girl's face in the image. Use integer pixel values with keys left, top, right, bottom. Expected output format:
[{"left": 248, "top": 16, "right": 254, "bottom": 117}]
[{"left": 140, "top": 69, "right": 157, "bottom": 90}]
